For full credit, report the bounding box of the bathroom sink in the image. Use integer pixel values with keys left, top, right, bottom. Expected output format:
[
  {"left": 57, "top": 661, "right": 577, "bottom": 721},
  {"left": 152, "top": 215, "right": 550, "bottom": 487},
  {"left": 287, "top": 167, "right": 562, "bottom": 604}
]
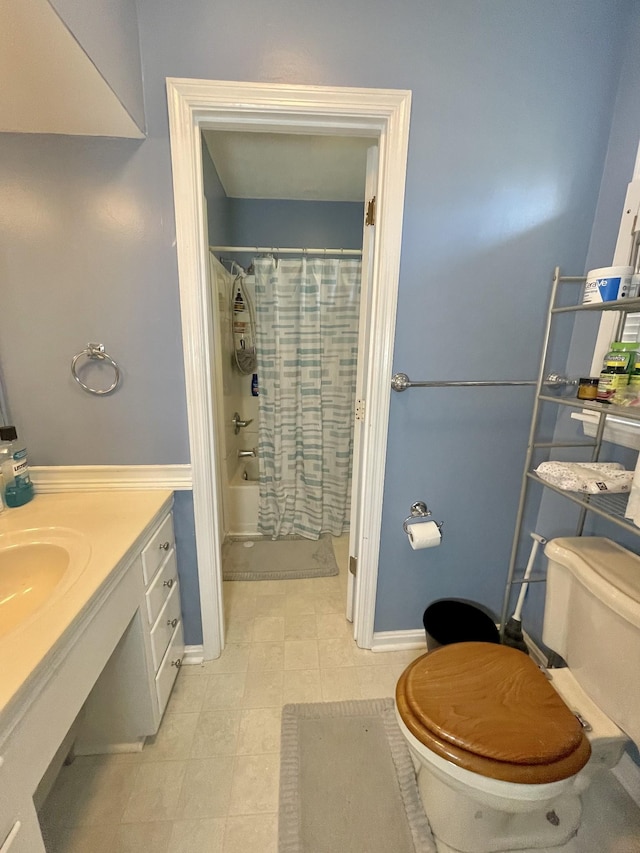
[{"left": 0, "top": 528, "right": 92, "bottom": 639}]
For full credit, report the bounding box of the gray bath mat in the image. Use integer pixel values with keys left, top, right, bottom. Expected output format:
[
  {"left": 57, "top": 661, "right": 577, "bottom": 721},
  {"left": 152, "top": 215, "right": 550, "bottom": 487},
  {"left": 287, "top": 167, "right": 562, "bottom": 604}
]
[
  {"left": 279, "top": 698, "right": 436, "bottom": 853},
  {"left": 222, "top": 534, "right": 339, "bottom": 581}
]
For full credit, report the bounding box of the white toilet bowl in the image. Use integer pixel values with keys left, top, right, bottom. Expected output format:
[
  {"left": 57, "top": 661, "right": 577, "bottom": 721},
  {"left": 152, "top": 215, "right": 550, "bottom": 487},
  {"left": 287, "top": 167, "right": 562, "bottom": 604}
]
[
  {"left": 395, "top": 537, "right": 640, "bottom": 852},
  {"left": 396, "top": 709, "right": 584, "bottom": 853},
  {"left": 395, "top": 642, "right": 627, "bottom": 853}
]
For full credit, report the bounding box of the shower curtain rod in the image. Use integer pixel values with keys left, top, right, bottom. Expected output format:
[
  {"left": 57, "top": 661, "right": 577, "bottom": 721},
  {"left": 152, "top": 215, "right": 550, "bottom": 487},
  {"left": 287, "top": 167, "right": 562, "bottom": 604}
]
[{"left": 209, "top": 245, "right": 362, "bottom": 256}]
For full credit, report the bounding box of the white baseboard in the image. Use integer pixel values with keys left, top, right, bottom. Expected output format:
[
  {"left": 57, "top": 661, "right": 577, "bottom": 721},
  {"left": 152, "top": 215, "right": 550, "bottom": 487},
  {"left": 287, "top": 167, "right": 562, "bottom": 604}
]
[
  {"left": 182, "top": 645, "right": 205, "bottom": 665},
  {"left": 372, "top": 628, "right": 547, "bottom": 658},
  {"left": 76, "top": 738, "right": 145, "bottom": 755},
  {"left": 30, "top": 465, "right": 192, "bottom": 492},
  {"left": 371, "top": 629, "right": 427, "bottom": 652}
]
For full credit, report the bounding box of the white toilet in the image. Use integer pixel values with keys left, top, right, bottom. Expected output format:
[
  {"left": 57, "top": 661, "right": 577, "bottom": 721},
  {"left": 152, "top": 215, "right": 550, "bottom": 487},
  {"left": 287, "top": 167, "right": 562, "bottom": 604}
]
[{"left": 394, "top": 536, "right": 640, "bottom": 853}]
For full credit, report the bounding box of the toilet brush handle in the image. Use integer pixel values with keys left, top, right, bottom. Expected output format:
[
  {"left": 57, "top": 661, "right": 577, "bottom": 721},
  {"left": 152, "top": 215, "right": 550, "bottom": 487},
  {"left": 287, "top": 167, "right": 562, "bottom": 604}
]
[{"left": 512, "top": 533, "right": 546, "bottom": 622}]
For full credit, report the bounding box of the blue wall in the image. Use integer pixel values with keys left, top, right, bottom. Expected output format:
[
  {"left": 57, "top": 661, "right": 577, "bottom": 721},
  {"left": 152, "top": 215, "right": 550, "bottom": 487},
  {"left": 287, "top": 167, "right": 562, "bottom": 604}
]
[
  {"left": 0, "top": 0, "right": 635, "bottom": 646},
  {"left": 202, "top": 140, "right": 231, "bottom": 248},
  {"left": 517, "top": 3, "right": 640, "bottom": 645},
  {"left": 585, "top": 0, "right": 640, "bottom": 274},
  {"left": 227, "top": 199, "right": 363, "bottom": 252}
]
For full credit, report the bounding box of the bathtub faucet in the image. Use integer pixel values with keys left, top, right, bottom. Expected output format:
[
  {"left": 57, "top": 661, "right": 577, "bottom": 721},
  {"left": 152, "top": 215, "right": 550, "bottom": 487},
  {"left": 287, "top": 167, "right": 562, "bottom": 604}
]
[
  {"left": 238, "top": 448, "right": 256, "bottom": 459},
  {"left": 232, "top": 412, "right": 254, "bottom": 435}
]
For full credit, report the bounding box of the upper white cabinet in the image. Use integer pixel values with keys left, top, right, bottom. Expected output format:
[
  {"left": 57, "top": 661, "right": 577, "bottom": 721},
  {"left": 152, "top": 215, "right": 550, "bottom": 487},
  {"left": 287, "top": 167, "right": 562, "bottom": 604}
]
[{"left": 0, "top": 0, "right": 145, "bottom": 138}]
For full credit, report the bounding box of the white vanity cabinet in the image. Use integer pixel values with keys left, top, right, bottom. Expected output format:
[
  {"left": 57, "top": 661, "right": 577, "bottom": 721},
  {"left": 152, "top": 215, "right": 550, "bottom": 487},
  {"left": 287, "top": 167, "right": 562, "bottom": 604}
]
[
  {"left": 0, "top": 491, "right": 182, "bottom": 853},
  {"left": 0, "top": 806, "right": 49, "bottom": 853},
  {"left": 72, "top": 504, "right": 185, "bottom": 753},
  {"left": 141, "top": 510, "right": 184, "bottom": 717}
]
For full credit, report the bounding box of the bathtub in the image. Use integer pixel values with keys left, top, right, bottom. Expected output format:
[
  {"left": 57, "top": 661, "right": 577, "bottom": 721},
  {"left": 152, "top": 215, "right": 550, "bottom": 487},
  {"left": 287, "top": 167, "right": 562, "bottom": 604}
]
[{"left": 226, "top": 458, "right": 259, "bottom": 536}]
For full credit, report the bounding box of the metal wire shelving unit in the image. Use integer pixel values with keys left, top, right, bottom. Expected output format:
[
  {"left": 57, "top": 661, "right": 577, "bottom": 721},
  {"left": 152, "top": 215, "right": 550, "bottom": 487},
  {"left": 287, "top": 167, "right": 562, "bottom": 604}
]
[{"left": 499, "top": 267, "right": 640, "bottom": 634}]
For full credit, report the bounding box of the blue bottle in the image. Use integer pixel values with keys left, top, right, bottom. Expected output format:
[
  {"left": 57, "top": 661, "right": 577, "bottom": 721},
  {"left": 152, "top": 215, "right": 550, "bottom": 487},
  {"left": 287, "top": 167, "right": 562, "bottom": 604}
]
[{"left": 0, "top": 426, "right": 34, "bottom": 507}]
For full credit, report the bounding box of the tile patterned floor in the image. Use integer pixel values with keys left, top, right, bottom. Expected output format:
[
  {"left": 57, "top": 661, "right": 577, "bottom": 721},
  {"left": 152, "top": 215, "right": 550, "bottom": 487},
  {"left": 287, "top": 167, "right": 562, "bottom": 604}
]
[
  {"left": 39, "top": 533, "right": 640, "bottom": 852},
  {"left": 39, "top": 535, "right": 420, "bottom": 852}
]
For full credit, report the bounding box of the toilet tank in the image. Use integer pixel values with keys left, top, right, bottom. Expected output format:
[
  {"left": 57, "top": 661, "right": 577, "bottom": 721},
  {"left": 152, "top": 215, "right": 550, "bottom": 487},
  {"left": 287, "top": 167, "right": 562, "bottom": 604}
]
[{"left": 543, "top": 537, "right": 640, "bottom": 747}]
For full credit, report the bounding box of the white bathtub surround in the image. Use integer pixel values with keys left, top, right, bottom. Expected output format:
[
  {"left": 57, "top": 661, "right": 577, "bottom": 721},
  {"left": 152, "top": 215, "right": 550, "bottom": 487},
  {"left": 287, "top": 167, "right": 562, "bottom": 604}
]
[
  {"left": 209, "top": 252, "right": 261, "bottom": 542},
  {"left": 227, "top": 461, "right": 260, "bottom": 536}
]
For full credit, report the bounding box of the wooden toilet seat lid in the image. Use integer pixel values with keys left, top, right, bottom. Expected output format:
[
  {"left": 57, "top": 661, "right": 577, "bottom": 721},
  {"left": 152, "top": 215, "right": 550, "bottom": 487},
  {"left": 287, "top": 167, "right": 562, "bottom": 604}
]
[{"left": 396, "top": 643, "right": 591, "bottom": 783}]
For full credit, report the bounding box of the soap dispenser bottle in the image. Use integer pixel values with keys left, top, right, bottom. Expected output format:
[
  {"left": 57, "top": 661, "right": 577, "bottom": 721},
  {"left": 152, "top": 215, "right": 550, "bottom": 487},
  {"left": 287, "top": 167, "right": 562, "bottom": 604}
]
[{"left": 0, "top": 426, "right": 34, "bottom": 507}]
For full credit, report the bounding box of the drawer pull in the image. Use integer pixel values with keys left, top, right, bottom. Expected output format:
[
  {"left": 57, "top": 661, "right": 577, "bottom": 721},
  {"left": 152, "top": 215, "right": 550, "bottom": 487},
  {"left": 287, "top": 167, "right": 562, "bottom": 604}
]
[
  {"left": 159, "top": 541, "right": 171, "bottom": 551},
  {"left": 171, "top": 658, "right": 182, "bottom": 668},
  {"left": 163, "top": 578, "right": 175, "bottom": 589},
  {"left": 167, "top": 617, "right": 178, "bottom": 628},
  {"left": 0, "top": 821, "right": 21, "bottom": 852}
]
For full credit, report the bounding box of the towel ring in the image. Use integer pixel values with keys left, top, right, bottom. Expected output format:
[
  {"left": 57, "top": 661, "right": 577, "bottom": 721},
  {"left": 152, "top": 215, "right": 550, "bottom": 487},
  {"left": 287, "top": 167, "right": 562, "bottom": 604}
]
[{"left": 71, "top": 343, "right": 121, "bottom": 396}]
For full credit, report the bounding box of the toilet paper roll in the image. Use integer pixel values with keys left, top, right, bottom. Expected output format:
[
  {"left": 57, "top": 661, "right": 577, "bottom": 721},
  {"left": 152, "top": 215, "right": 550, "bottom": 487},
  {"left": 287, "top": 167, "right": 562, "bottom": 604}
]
[{"left": 406, "top": 520, "right": 441, "bottom": 550}]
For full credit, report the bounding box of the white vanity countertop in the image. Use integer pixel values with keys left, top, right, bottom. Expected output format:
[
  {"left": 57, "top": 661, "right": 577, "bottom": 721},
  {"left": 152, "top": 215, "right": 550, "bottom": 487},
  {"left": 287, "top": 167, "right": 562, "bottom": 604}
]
[{"left": 0, "top": 490, "right": 173, "bottom": 720}]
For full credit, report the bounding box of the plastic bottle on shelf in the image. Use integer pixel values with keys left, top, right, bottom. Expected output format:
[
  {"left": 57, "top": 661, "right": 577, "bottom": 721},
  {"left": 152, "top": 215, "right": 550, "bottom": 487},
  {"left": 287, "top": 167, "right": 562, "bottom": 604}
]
[
  {"left": 629, "top": 352, "right": 640, "bottom": 390},
  {"left": 0, "top": 425, "right": 34, "bottom": 507},
  {"left": 596, "top": 341, "right": 639, "bottom": 403},
  {"left": 251, "top": 373, "right": 259, "bottom": 396}
]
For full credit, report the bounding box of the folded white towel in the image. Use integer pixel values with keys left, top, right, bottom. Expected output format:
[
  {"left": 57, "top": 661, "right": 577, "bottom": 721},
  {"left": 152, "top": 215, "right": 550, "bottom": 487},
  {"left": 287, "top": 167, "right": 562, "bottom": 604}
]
[{"left": 534, "top": 461, "right": 633, "bottom": 494}]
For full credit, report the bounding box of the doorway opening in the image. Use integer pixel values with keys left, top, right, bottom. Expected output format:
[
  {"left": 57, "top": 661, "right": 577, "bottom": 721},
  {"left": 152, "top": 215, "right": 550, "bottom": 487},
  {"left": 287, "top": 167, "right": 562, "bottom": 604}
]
[
  {"left": 203, "top": 130, "right": 370, "bottom": 629},
  {"left": 167, "top": 79, "right": 411, "bottom": 659}
]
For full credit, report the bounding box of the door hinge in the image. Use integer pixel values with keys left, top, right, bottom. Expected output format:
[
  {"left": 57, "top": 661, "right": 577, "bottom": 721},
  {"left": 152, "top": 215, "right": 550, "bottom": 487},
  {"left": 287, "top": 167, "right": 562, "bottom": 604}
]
[
  {"left": 365, "top": 196, "right": 376, "bottom": 226},
  {"left": 355, "top": 399, "right": 365, "bottom": 420},
  {"left": 349, "top": 556, "right": 357, "bottom": 576}
]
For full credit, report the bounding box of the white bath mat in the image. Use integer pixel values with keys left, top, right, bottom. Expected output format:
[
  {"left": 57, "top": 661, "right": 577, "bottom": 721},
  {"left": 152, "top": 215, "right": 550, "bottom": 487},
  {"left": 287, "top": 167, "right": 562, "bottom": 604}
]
[
  {"left": 278, "top": 698, "right": 436, "bottom": 853},
  {"left": 221, "top": 534, "right": 339, "bottom": 581}
]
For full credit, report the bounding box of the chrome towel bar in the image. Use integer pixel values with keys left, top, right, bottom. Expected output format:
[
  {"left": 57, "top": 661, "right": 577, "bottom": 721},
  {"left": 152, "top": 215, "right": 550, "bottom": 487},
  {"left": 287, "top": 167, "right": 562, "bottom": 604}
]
[{"left": 390, "top": 373, "right": 575, "bottom": 392}]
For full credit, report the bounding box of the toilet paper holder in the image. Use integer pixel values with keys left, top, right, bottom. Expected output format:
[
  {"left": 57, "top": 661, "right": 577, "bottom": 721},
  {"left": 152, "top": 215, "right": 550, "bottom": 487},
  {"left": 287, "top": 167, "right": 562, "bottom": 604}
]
[{"left": 402, "top": 501, "right": 444, "bottom": 538}]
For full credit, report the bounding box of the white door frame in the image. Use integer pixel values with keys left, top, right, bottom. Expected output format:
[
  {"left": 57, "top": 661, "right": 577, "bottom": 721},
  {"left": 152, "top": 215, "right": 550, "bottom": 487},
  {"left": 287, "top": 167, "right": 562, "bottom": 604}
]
[{"left": 166, "top": 78, "right": 411, "bottom": 660}]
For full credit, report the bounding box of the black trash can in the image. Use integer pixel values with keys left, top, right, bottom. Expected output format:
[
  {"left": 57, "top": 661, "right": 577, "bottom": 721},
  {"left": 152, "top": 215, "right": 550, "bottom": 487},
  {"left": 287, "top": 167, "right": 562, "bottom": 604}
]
[{"left": 423, "top": 598, "right": 500, "bottom": 651}]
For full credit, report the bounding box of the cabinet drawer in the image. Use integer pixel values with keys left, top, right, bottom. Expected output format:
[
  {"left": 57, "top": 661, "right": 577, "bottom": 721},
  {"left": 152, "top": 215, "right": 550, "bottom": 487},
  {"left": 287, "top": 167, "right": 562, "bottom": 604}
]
[
  {"left": 145, "top": 550, "right": 178, "bottom": 625},
  {"left": 150, "top": 581, "right": 182, "bottom": 672},
  {"left": 142, "top": 513, "right": 175, "bottom": 585},
  {"left": 155, "top": 620, "right": 184, "bottom": 714}
]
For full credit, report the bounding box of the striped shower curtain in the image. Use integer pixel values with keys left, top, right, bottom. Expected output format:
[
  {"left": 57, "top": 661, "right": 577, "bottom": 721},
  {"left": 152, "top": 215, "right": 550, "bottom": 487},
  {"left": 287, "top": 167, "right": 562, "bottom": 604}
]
[{"left": 254, "top": 257, "right": 361, "bottom": 539}]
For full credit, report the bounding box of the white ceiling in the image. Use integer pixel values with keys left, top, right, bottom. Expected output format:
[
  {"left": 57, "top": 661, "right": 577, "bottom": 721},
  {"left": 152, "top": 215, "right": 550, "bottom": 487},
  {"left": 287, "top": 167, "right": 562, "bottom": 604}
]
[{"left": 202, "top": 131, "right": 371, "bottom": 202}]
